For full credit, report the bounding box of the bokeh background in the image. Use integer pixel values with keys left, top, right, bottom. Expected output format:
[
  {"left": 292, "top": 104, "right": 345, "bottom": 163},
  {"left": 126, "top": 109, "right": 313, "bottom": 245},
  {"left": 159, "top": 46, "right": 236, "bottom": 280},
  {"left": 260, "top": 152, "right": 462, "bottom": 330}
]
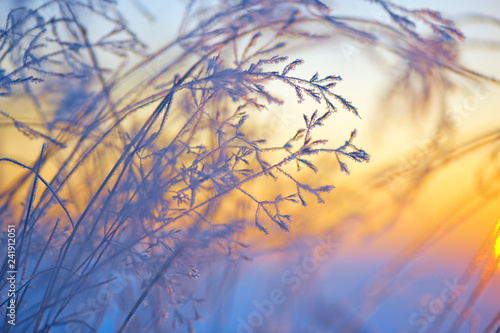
[{"left": 1, "top": 0, "right": 499, "bottom": 332}]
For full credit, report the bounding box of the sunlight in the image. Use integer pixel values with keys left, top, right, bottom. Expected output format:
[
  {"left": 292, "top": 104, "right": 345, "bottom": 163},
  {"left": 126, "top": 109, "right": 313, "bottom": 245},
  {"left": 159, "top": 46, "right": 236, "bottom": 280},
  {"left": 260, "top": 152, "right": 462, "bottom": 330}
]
[
  {"left": 495, "top": 218, "right": 500, "bottom": 268},
  {"left": 1, "top": 0, "right": 500, "bottom": 332}
]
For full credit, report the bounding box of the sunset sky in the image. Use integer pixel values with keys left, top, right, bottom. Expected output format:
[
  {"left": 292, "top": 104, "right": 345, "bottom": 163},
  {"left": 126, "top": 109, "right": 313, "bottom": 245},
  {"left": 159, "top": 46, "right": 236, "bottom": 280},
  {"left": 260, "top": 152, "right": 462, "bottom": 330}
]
[{"left": 1, "top": 1, "right": 499, "bottom": 332}]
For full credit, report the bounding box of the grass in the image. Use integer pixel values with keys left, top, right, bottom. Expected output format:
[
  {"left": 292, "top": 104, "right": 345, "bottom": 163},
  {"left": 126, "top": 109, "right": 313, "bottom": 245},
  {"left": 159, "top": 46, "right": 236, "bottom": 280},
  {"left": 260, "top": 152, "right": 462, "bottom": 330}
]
[{"left": 0, "top": 0, "right": 499, "bottom": 332}]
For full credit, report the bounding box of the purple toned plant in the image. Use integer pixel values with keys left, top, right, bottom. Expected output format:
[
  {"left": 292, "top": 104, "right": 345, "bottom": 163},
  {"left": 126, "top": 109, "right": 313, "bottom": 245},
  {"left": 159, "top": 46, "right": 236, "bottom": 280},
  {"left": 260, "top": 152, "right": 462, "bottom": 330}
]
[{"left": 0, "top": 0, "right": 495, "bottom": 332}]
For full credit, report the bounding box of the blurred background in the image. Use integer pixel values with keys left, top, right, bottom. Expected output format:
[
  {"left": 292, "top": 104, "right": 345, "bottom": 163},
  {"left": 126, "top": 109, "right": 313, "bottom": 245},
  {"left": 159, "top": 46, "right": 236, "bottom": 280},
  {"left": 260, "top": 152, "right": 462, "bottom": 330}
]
[{"left": 1, "top": 0, "right": 499, "bottom": 332}]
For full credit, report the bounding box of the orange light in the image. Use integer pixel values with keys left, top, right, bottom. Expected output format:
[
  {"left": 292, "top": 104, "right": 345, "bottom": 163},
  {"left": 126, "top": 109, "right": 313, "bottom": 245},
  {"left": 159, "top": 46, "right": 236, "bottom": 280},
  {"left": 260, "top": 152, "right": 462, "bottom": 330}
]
[{"left": 495, "top": 218, "right": 500, "bottom": 269}]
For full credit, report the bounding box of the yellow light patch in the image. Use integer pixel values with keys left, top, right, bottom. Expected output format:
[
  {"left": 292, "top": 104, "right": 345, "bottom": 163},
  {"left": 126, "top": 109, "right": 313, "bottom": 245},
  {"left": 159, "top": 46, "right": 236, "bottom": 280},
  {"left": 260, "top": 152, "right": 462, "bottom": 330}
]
[{"left": 495, "top": 219, "right": 500, "bottom": 268}]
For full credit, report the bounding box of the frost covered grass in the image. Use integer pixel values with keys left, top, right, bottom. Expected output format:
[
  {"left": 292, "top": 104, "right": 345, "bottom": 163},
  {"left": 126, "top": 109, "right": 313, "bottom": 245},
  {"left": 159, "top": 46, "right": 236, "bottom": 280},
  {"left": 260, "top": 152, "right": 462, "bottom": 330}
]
[{"left": 0, "top": 0, "right": 499, "bottom": 332}]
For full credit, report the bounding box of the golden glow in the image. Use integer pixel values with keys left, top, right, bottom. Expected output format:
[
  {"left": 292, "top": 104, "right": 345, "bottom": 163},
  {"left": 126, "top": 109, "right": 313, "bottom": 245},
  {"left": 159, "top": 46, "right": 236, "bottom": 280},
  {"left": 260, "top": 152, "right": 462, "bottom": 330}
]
[{"left": 495, "top": 218, "right": 500, "bottom": 269}]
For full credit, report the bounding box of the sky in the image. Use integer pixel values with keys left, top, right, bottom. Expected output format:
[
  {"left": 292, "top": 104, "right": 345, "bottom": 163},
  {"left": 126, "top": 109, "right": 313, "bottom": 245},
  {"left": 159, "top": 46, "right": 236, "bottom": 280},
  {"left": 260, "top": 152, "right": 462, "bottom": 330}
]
[{"left": 1, "top": 1, "right": 499, "bottom": 332}]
